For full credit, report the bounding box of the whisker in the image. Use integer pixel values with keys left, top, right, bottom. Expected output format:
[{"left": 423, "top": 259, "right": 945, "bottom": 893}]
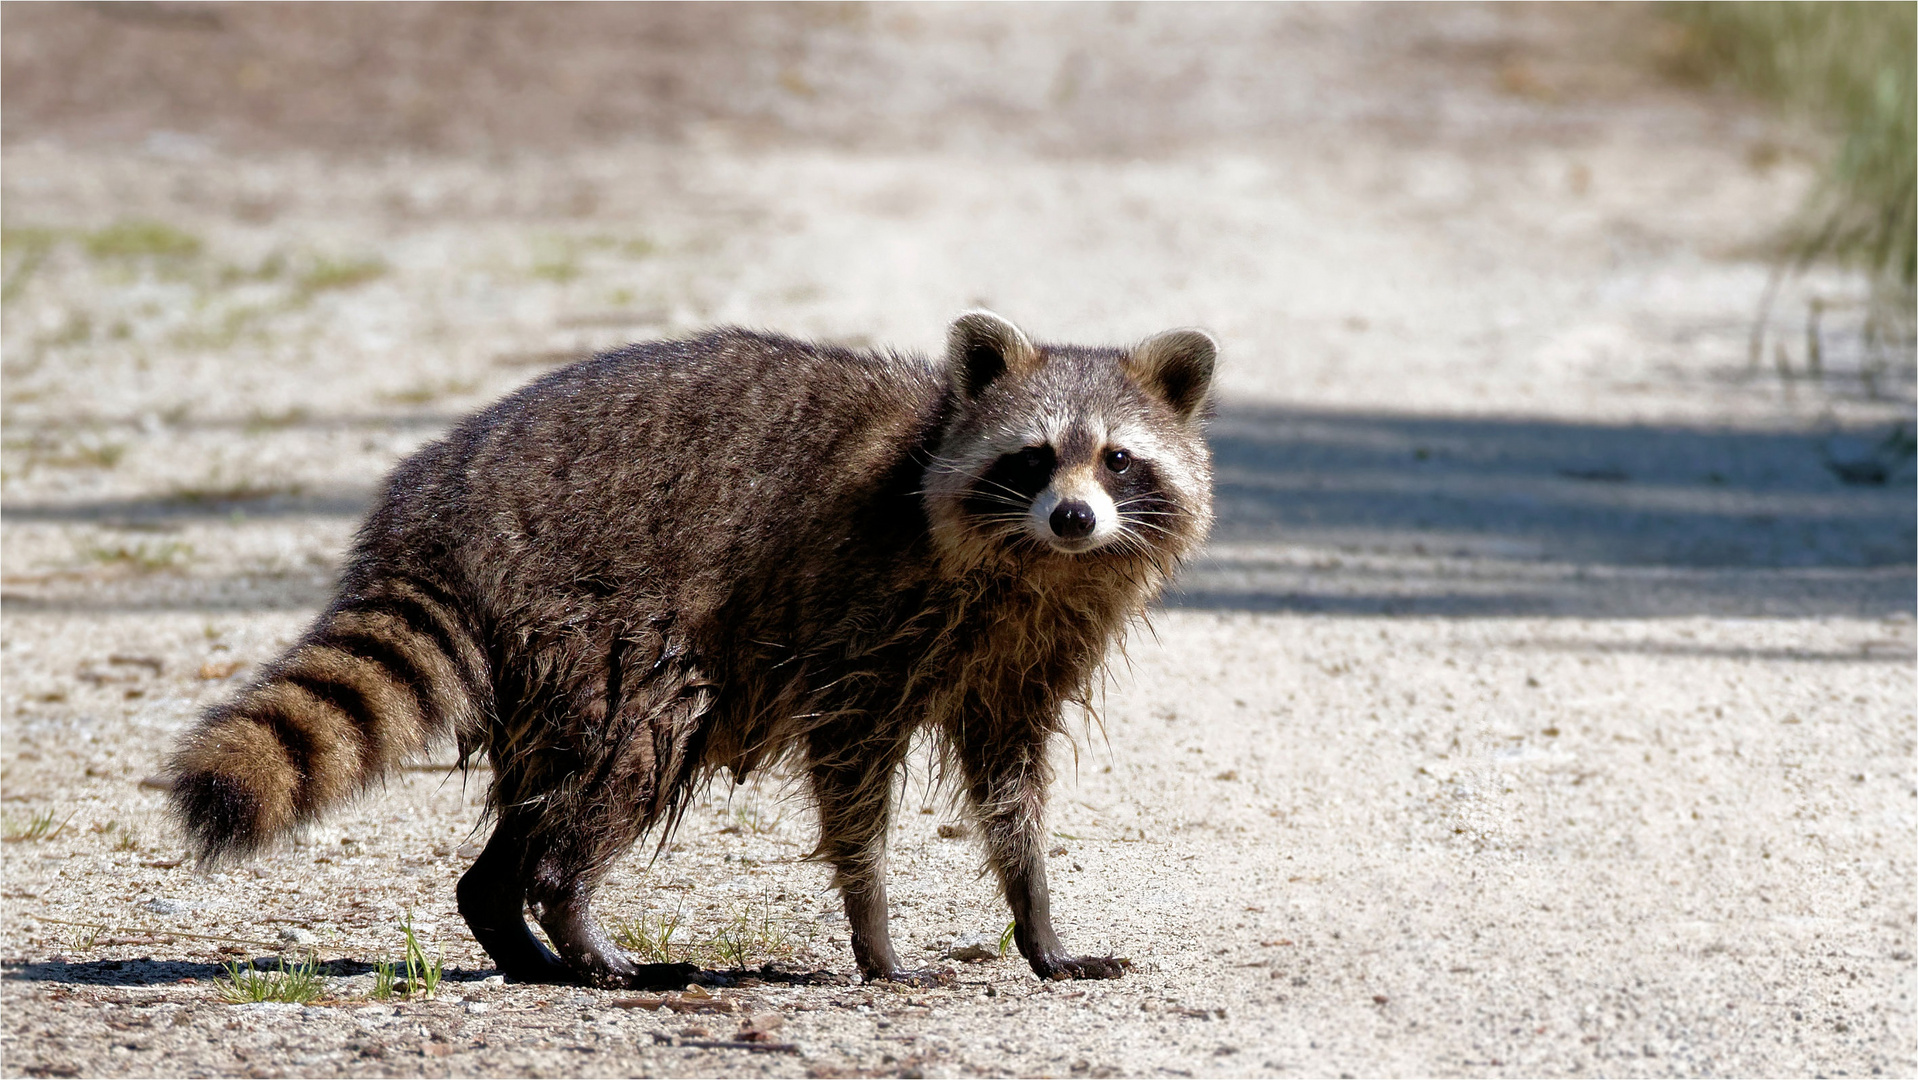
[{"left": 966, "top": 490, "right": 1034, "bottom": 507}]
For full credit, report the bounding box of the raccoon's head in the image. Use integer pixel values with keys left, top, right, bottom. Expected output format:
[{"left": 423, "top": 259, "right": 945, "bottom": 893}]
[{"left": 924, "top": 311, "right": 1216, "bottom": 573}]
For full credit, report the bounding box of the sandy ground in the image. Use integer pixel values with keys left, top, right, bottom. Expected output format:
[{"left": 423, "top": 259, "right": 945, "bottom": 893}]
[{"left": 2, "top": 4, "right": 1914, "bottom": 1077}]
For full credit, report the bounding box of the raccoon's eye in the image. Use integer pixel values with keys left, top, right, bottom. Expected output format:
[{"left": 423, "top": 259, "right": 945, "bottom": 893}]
[
  {"left": 1019, "top": 447, "right": 1049, "bottom": 469},
  {"left": 1104, "top": 448, "right": 1132, "bottom": 474}
]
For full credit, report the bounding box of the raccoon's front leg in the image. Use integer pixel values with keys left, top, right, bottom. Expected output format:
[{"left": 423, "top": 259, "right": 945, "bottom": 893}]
[
  {"left": 962, "top": 732, "right": 1127, "bottom": 981},
  {"left": 808, "top": 738, "right": 947, "bottom": 985}
]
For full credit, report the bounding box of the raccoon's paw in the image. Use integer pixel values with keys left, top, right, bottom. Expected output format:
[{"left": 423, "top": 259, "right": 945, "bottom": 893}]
[
  {"left": 868, "top": 966, "right": 957, "bottom": 988},
  {"left": 1035, "top": 955, "right": 1131, "bottom": 981}
]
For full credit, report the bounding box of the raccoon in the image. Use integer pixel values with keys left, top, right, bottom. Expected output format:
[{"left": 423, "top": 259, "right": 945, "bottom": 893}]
[{"left": 167, "top": 311, "right": 1216, "bottom": 988}]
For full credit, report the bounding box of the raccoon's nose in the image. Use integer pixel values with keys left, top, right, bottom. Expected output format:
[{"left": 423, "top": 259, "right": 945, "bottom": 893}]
[{"left": 1049, "top": 501, "right": 1096, "bottom": 540}]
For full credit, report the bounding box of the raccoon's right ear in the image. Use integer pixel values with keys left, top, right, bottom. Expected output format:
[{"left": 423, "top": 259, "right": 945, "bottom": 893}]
[{"left": 947, "top": 311, "right": 1039, "bottom": 399}]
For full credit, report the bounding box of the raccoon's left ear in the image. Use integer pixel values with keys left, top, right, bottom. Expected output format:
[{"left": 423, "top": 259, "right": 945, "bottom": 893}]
[
  {"left": 947, "top": 311, "right": 1040, "bottom": 399},
  {"left": 1128, "top": 328, "right": 1217, "bottom": 422}
]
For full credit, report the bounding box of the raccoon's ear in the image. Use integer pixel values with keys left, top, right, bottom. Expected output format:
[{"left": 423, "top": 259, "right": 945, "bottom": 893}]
[
  {"left": 1129, "top": 328, "right": 1218, "bottom": 422},
  {"left": 947, "top": 311, "right": 1039, "bottom": 399}
]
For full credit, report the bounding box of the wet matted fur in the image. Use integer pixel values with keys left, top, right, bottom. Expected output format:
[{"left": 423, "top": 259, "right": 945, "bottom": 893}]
[{"left": 167, "top": 311, "right": 1216, "bottom": 987}]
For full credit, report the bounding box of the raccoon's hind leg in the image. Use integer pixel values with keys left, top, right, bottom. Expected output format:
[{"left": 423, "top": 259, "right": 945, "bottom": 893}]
[
  {"left": 459, "top": 809, "right": 693, "bottom": 988},
  {"left": 520, "top": 801, "right": 699, "bottom": 990},
  {"left": 525, "top": 879, "right": 697, "bottom": 990},
  {"left": 514, "top": 663, "right": 709, "bottom": 990},
  {"left": 456, "top": 812, "right": 568, "bottom": 983}
]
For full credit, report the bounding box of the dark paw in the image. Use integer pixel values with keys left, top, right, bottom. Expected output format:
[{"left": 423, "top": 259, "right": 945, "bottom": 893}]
[
  {"left": 868, "top": 966, "right": 956, "bottom": 987},
  {"left": 1037, "top": 955, "right": 1130, "bottom": 981}
]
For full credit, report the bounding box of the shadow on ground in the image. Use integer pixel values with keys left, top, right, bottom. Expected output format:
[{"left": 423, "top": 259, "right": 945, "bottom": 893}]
[
  {"left": 1172, "top": 404, "right": 1914, "bottom": 618},
  {"left": 1, "top": 955, "right": 860, "bottom": 991},
  {"left": 4, "top": 405, "right": 1911, "bottom": 619},
  {"left": 0, "top": 957, "right": 497, "bottom": 988}
]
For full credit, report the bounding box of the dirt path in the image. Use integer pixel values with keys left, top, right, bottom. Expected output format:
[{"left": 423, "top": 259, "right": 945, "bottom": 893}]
[{"left": 3, "top": 5, "right": 1913, "bottom": 1077}]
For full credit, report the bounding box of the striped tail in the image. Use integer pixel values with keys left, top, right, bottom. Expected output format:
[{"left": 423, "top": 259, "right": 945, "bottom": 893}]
[{"left": 167, "top": 579, "right": 489, "bottom": 864}]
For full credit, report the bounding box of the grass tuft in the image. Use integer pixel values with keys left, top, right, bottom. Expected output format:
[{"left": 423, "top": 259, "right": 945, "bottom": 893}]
[
  {"left": 370, "top": 914, "right": 444, "bottom": 1000},
  {"left": 723, "top": 797, "right": 785, "bottom": 836},
  {"left": 371, "top": 959, "right": 400, "bottom": 1001},
  {"left": 93, "top": 820, "right": 142, "bottom": 851},
  {"left": 2, "top": 809, "right": 75, "bottom": 843},
  {"left": 399, "top": 915, "right": 443, "bottom": 998},
  {"left": 1665, "top": 3, "right": 1915, "bottom": 299},
  {"left": 84, "top": 540, "right": 192, "bottom": 572},
  {"left": 530, "top": 256, "right": 581, "bottom": 283},
  {"left": 375, "top": 378, "right": 478, "bottom": 406},
  {"left": 0, "top": 227, "right": 60, "bottom": 304},
  {"left": 708, "top": 896, "right": 793, "bottom": 970},
  {"left": 84, "top": 220, "right": 203, "bottom": 262},
  {"left": 219, "top": 955, "right": 325, "bottom": 1005},
  {"left": 242, "top": 407, "right": 311, "bottom": 435},
  {"left": 64, "top": 441, "right": 127, "bottom": 469},
  {"left": 610, "top": 901, "right": 689, "bottom": 965},
  {"left": 295, "top": 256, "right": 387, "bottom": 297},
  {"left": 610, "top": 892, "right": 807, "bottom": 970}
]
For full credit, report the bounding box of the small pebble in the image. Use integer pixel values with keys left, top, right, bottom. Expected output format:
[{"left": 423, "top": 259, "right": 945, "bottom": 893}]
[
  {"left": 945, "top": 933, "right": 999, "bottom": 962},
  {"left": 465, "top": 1001, "right": 490, "bottom": 1015}
]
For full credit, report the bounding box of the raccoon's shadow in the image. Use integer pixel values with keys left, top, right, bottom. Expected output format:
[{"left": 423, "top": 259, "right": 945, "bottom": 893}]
[
  {"left": 0, "top": 957, "right": 499, "bottom": 988},
  {"left": 3, "top": 956, "right": 232, "bottom": 987},
  {"left": 0, "top": 957, "right": 861, "bottom": 991},
  {"left": 694, "top": 964, "right": 856, "bottom": 988}
]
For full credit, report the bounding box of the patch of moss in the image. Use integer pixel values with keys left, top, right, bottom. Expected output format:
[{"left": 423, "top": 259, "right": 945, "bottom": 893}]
[
  {"left": 295, "top": 256, "right": 387, "bottom": 296},
  {"left": 84, "top": 220, "right": 203, "bottom": 261}
]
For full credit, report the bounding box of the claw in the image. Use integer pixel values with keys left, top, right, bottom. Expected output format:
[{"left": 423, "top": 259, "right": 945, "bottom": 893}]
[{"left": 1039, "top": 955, "right": 1130, "bottom": 981}]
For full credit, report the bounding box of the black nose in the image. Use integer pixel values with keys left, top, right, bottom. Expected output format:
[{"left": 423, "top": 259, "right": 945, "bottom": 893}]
[{"left": 1049, "top": 501, "right": 1095, "bottom": 540}]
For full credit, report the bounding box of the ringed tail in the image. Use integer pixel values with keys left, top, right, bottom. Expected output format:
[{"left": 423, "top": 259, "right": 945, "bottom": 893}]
[{"left": 167, "top": 579, "right": 488, "bottom": 863}]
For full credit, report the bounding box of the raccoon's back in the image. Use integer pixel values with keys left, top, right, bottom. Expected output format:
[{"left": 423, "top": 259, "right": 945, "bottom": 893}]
[{"left": 364, "top": 329, "right": 949, "bottom": 646}]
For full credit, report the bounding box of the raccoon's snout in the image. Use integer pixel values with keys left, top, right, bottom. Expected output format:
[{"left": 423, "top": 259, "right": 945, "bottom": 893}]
[
  {"left": 1029, "top": 482, "right": 1116, "bottom": 553},
  {"left": 1049, "top": 501, "right": 1096, "bottom": 540}
]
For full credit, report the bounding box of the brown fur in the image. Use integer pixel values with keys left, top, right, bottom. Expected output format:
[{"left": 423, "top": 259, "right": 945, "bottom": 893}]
[{"left": 167, "top": 312, "right": 1216, "bottom": 987}]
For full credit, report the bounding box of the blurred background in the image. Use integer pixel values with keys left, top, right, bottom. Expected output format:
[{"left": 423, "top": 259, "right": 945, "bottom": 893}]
[
  {"left": 2, "top": 2, "right": 1913, "bottom": 618},
  {"left": 3, "top": 11, "right": 1912, "bottom": 1075}
]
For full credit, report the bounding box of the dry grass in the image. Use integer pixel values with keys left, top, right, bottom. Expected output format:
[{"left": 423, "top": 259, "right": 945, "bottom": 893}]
[
  {"left": 1665, "top": 3, "right": 1915, "bottom": 300},
  {"left": 1, "top": 808, "right": 75, "bottom": 843}
]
